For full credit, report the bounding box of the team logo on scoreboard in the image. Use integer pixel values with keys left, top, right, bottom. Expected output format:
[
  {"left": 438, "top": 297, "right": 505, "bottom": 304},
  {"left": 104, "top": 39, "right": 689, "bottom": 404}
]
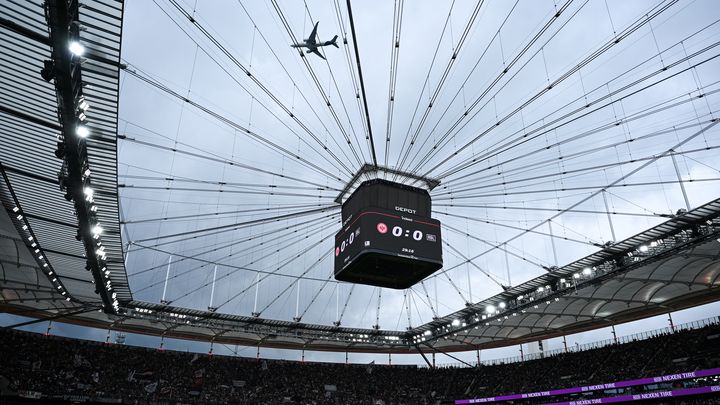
[
  {"left": 376, "top": 222, "right": 388, "bottom": 234},
  {"left": 426, "top": 234, "right": 437, "bottom": 242}
]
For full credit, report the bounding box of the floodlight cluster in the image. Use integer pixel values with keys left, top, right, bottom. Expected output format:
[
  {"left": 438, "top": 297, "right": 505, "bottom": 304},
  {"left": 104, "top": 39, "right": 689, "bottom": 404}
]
[
  {"left": 8, "top": 206, "right": 68, "bottom": 301},
  {"left": 421, "top": 218, "right": 720, "bottom": 342},
  {"left": 40, "top": 3, "right": 119, "bottom": 312}
]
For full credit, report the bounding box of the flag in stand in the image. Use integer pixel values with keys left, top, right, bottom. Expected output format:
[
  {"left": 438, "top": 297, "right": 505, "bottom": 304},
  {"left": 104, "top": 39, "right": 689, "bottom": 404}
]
[
  {"left": 192, "top": 368, "right": 205, "bottom": 391},
  {"left": 189, "top": 353, "right": 199, "bottom": 364},
  {"left": 144, "top": 382, "right": 158, "bottom": 394}
]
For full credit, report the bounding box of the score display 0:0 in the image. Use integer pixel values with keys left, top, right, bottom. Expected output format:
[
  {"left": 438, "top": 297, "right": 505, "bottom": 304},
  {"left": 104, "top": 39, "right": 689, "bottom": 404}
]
[
  {"left": 337, "top": 222, "right": 426, "bottom": 256},
  {"left": 339, "top": 231, "right": 355, "bottom": 253},
  {"left": 384, "top": 223, "right": 423, "bottom": 241}
]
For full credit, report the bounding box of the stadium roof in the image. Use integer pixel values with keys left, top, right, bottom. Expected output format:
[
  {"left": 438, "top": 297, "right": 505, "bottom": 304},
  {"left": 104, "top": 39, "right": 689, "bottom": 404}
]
[{"left": 1, "top": 0, "right": 719, "bottom": 355}]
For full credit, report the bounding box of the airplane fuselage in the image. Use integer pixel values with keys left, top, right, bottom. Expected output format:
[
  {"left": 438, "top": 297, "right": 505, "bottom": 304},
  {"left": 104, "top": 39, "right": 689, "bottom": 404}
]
[{"left": 291, "top": 39, "right": 332, "bottom": 50}]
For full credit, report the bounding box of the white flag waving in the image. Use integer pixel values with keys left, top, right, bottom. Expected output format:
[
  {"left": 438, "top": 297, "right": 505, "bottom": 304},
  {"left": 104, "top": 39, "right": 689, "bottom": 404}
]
[{"left": 144, "top": 382, "right": 158, "bottom": 393}]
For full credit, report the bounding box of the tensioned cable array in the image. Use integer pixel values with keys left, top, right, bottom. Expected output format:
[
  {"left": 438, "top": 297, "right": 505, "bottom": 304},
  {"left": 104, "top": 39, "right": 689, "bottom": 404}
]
[
  {"left": 434, "top": 37, "right": 720, "bottom": 183},
  {"left": 394, "top": 0, "right": 487, "bottom": 172},
  {"left": 345, "top": 0, "right": 378, "bottom": 167},
  {"left": 415, "top": 0, "right": 679, "bottom": 178},
  {"left": 269, "top": 0, "right": 368, "bottom": 168},
  {"left": 116, "top": 0, "right": 720, "bottom": 332},
  {"left": 156, "top": 0, "right": 361, "bottom": 176},
  {"left": 383, "top": 0, "right": 404, "bottom": 168}
]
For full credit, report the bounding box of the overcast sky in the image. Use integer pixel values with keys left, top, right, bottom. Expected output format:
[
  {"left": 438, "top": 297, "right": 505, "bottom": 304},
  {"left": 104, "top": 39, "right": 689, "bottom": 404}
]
[{"left": 5, "top": 0, "right": 719, "bottom": 365}]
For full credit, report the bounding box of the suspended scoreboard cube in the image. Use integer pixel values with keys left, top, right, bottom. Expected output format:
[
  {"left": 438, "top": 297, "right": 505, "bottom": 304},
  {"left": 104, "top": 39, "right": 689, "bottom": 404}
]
[{"left": 334, "top": 179, "right": 443, "bottom": 289}]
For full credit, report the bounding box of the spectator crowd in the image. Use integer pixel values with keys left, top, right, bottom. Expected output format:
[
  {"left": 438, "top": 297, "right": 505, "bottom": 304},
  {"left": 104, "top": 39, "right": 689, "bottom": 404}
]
[{"left": 0, "top": 322, "right": 719, "bottom": 404}]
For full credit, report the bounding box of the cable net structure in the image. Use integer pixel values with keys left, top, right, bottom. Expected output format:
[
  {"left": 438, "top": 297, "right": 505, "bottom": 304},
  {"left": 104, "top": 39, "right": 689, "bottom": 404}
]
[{"left": 1, "top": 0, "right": 720, "bottom": 354}]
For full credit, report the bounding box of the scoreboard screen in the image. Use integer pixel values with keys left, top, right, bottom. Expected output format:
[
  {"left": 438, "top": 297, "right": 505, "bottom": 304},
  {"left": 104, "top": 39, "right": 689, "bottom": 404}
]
[{"left": 334, "top": 207, "right": 442, "bottom": 289}]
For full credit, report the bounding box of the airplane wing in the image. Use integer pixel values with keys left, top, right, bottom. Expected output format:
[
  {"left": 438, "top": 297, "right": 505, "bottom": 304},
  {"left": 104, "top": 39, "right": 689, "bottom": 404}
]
[
  {"left": 310, "top": 48, "right": 326, "bottom": 60},
  {"left": 308, "top": 21, "right": 319, "bottom": 45}
]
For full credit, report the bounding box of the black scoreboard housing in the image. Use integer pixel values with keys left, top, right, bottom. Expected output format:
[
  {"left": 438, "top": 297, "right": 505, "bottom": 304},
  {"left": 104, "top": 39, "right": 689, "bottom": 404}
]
[
  {"left": 334, "top": 179, "right": 443, "bottom": 289},
  {"left": 341, "top": 179, "right": 432, "bottom": 223}
]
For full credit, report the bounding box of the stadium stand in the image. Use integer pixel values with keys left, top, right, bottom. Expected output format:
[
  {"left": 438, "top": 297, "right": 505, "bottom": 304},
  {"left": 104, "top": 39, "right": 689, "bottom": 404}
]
[{"left": 1, "top": 320, "right": 720, "bottom": 404}]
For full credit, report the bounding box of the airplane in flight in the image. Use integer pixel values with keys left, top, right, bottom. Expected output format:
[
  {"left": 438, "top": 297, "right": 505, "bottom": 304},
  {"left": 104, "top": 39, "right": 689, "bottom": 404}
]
[{"left": 291, "top": 21, "right": 338, "bottom": 60}]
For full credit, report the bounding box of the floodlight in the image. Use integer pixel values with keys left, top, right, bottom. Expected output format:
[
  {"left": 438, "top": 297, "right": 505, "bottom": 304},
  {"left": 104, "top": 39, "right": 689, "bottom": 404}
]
[
  {"left": 76, "top": 125, "right": 89, "bottom": 138},
  {"left": 69, "top": 41, "right": 85, "bottom": 56}
]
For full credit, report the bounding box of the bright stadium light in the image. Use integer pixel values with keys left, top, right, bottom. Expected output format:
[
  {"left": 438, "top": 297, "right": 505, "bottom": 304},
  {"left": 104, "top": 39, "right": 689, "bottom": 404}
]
[
  {"left": 69, "top": 41, "right": 85, "bottom": 56},
  {"left": 498, "top": 302, "right": 506, "bottom": 309},
  {"left": 76, "top": 125, "right": 89, "bottom": 138},
  {"left": 451, "top": 319, "right": 460, "bottom": 327},
  {"left": 639, "top": 245, "right": 649, "bottom": 253},
  {"left": 573, "top": 273, "right": 581, "bottom": 279},
  {"left": 582, "top": 267, "right": 592, "bottom": 276},
  {"left": 486, "top": 305, "right": 496, "bottom": 314}
]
